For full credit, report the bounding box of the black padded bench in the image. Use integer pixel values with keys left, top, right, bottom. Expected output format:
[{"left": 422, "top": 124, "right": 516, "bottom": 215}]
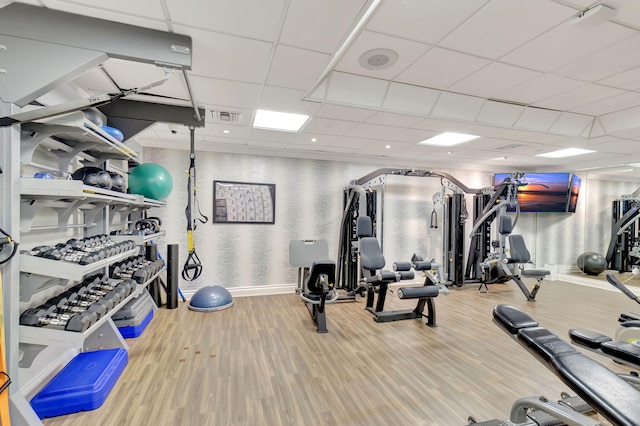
[{"left": 493, "top": 304, "right": 640, "bottom": 426}]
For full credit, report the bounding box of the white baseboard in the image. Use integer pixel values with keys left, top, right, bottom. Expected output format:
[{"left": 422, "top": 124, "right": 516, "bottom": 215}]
[{"left": 181, "top": 283, "right": 297, "bottom": 300}]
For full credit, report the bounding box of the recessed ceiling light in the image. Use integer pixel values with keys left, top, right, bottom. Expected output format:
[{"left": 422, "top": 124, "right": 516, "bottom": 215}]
[
  {"left": 385, "top": 145, "right": 391, "bottom": 149},
  {"left": 418, "top": 132, "right": 480, "bottom": 146},
  {"left": 311, "top": 138, "right": 317, "bottom": 142},
  {"left": 223, "top": 130, "right": 230, "bottom": 134},
  {"left": 447, "top": 151, "right": 454, "bottom": 155},
  {"left": 536, "top": 148, "right": 596, "bottom": 158},
  {"left": 628, "top": 163, "right": 640, "bottom": 167},
  {"left": 252, "top": 109, "right": 309, "bottom": 132}
]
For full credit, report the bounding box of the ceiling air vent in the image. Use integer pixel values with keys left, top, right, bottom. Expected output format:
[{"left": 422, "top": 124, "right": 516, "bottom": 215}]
[
  {"left": 210, "top": 110, "right": 241, "bottom": 123},
  {"left": 495, "top": 143, "right": 526, "bottom": 150}
]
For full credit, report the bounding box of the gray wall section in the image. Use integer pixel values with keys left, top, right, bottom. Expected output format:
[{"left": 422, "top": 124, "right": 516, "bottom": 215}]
[{"left": 143, "top": 147, "right": 635, "bottom": 290}]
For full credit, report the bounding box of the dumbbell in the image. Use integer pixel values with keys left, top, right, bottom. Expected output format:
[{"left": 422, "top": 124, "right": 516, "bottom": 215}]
[
  {"left": 64, "top": 288, "right": 118, "bottom": 312},
  {"left": 79, "top": 283, "right": 127, "bottom": 305},
  {"left": 20, "top": 305, "right": 97, "bottom": 332},
  {"left": 42, "top": 295, "right": 108, "bottom": 320}
]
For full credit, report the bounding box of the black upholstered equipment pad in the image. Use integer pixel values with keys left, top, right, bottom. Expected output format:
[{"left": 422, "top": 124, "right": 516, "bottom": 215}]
[
  {"left": 568, "top": 328, "right": 612, "bottom": 349},
  {"left": 521, "top": 269, "right": 550, "bottom": 277},
  {"left": 304, "top": 261, "right": 336, "bottom": 294},
  {"left": 492, "top": 304, "right": 538, "bottom": 334},
  {"left": 397, "top": 286, "right": 439, "bottom": 299},
  {"left": 551, "top": 353, "right": 640, "bottom": 426},
  {"left": 518, "top": 327, "right": 578, "bottom": 364},
  {"left": 392, "top": 261, "right": 412, "bottom": 271},
  {"left": 601, "top": 340, "right": 640, "bottom": 366},
  {"left": 412, "top": 261, "right": 432, "bottom": 270}
]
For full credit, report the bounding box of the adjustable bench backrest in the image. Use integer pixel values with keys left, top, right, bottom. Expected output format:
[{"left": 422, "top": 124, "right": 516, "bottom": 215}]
[{"left": 493, "top": 304, "right": 640, "bottom": 426}]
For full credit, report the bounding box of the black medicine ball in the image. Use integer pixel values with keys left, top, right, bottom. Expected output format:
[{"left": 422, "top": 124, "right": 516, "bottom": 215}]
[
  {"left": 72, "top": 167, "right": 112, "bottom": 190},
  {"left": 109, "top": 172, "right": 126, "bottom": 193}
]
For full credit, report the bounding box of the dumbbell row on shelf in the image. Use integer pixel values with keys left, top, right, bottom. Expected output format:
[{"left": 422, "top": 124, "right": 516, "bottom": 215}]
[
  {"left": 21, "top": 235, "right": 136, "bottom": 265},
  {"left": 20, "top": 274, "right": 135, "bottom": 332},
  {"left": 110, "top": 256, "right": 164, "bottom": 284}
]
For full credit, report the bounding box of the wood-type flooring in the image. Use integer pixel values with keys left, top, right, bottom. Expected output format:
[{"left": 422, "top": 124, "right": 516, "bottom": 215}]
[{"left": 42, "top": 279, "right": 633, "bottom": 425}]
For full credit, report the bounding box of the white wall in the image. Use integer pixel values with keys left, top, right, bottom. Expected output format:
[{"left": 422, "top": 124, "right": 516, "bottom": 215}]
[{"left": 144, "top": 147, "right": 634, "bottom": 292}]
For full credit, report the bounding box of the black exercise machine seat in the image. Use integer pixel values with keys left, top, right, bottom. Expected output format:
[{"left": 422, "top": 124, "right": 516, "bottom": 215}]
[
  {"left": 303, "top": 261, "right": 337, "bottom": 299},
  {"left": 569, "top": 328, "right": 640, "bottom": 369},
  {"left": 494, "top": 304, "right": 640, "bottom": 426},
  {"left": 508, "top": 235, "right": 550, "bottom": 278},
  {"left": 300, "top": 260, "right": 338, "bottom": 333}
]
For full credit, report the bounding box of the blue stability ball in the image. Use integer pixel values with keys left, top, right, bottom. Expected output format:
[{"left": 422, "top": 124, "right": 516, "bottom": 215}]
[
  {"left": 188, "top": 286, "right": 234, "bottom": 312},
  {"left": 128, "top": 163, "right": 174, "bottom": 200},
  {"left": 577, "top": 252, "right": 607, "bottom": 276}
]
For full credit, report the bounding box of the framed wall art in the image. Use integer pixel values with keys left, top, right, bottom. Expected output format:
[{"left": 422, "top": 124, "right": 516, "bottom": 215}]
[{"left": 213, "top": 180, "right": 276, "bottom": 224}]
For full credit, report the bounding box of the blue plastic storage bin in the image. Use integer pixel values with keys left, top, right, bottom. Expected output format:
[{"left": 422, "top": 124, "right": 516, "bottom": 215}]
[
  {"left": 118, "top": 308, "right": 154, "bottom": 338},
  {"left": 30, "top": 348, "right": 128, "bottom": 418}
]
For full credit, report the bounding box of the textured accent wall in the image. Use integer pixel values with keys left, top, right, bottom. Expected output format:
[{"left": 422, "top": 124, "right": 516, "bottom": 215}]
[{"left": 144, "top": 147, "right": 632, "bottom": 291}]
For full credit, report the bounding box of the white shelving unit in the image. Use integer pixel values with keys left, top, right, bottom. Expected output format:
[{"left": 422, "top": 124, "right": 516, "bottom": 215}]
[{"left": 13, "top": 112, "right": 166, "bottom": 404}]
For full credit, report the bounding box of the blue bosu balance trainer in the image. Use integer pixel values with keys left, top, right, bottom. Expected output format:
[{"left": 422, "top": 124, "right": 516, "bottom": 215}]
[{"left": 188, "top": 285, "right": 234, "bottom": 312}]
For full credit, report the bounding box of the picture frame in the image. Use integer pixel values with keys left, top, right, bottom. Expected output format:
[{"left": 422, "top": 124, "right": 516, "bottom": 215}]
[{"left": 213, "top": 180, "right": 276, "bottom": 224}]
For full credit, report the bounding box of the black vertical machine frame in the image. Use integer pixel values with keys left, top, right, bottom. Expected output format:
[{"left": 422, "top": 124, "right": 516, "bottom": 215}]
[
  {"left": 444, "top": 193, "right": 466, "bottom": 286},
  {"left": 336, "top": 187, "right": 376, "bottom": 295},
  {"left": 609, "top": 199, "right": 638, "bottom": 272},
  {"left": 465, "top": 193, "right": 493, "bottom": 282}
]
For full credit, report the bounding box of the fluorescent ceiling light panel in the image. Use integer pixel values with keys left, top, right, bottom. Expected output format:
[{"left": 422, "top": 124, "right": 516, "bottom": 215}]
[
  {"left": 536, "top": 148, "right": 596, "bottom": 158},
  {"left": 418, "top": 132, "right": 480, "bottom": 146},
  {"left": 252, "top": 109, "right": 309, "bottom": 132}
]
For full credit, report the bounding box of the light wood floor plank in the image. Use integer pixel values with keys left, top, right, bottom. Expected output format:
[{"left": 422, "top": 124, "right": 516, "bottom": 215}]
[{"left": 41, "top": 279, "right": 632, "bottom": 425}]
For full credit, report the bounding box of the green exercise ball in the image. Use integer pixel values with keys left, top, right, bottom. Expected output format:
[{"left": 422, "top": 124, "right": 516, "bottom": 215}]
[{"left": 128, "top": 163, "right": 173, "bottom": 200}]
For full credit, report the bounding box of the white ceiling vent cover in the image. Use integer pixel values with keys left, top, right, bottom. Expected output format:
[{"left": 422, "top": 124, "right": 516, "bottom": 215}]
[{"left": 211, "top": 110, "right": 241, "bottom": 123}]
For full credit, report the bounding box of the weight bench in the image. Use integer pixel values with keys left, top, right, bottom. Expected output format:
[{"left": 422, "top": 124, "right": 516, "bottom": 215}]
[
  {"left": 300, "top": 260, "right": 338, "bottom": 333},
  {"left": 484, "top": 304, "right": 640, "bottom": 426},
  {"left": 357, "top": 216, "right": 438, "bottom": 326}
]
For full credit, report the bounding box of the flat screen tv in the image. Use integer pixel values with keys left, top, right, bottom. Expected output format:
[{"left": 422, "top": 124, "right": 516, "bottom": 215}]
[
  {"left": 493, "top": 172, "right": 571, "bottom": 213},
  {"left": 567, "top": 173, "right": 581, "bottom": 213}
]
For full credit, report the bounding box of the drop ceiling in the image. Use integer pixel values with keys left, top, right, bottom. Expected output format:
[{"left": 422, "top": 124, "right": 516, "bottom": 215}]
[{"left": 8, "top": 0, "right": 640, "bottom": 178}]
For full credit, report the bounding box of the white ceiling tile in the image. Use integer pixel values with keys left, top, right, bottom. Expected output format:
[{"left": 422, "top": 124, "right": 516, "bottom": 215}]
[
  {"left": 501, "top": 21, "right": 634, "bottom": 72},
  {"left": 599, "top": 66, "right": 640, "bottom": 90},
  {"left": 166, "top": 0, "right": 285, "bottom": 41},
  {"left": 515, "top": 107, "right": 562, "bottom": 131},
  {"left": 326, "top": 72, "right": 389, "bottom": 108},
  {"left": 189, "top": 76, "right": 261, "bottom": 110},
  {"left": 548, "top": 112, "right": 593, "bottom": 136},
  {"left": 386, "top": 128, "right": 438, "bottom": 143},
  {"left": 440, "top": 0, "right": 576, "bottom": 59},
  {"left": 572, "top": 92, "right": 640, "bottom": 115},
  {"left": 346, "top": 123, "right": 400, "bottom": 139},
  {"left": 326, "top": 136, "right": 373, "bottom": 149},
  {"left": 200, "top": 123, "right": 251, "bottom": 140},
  {"left": 534, "top": 84, "right": 625, "bottom": 111},
  {"left": 336, "top": 31, "right": 430, "bottom": 80},
  {"left": 314, "top": 104, "right": 377, "bottom": 122},
  {"left": 249, "top": 128, "right": 296, "bottom": 143},
  {"left": 366, "top": 0, "right": 486, "bottom": 44},
  {"left": 431, "top": 92, "right": 485, "bottom": 121},
  {"left": 449, "top": 62, "right": 541, "bottom": 98},
  {"left": 599, "top": 104, "right": 640, "bottom": 134},
  {"left": 172, "top": 25, "right": 272, "bottom": 83},
  {"left": 494, "top": 74, "right": 586, "bottom": 104},
  {"left": 303, "top": 117, "right": 360, "bottom": 135},
  {"left": 246, "top": 140, "right": 289, "bottom": 149},
  {"left": 475, "top": 100, "right": 525, "bottom": 127},
  {"left": 395, "top": 48, "right": 491, "bottom": 89},
  {"left": 290, "top": 133, "right": 338, "bottom": 145},
  {"left": 367, "top": 140, "right": 412, "bottom": 152},
  {"left": 42, "top": 0, "right": 168, "bottom": 30},
  {"left": 611, "top": 0, "right": 640, "bottom": 29},
  {"left": 411, "top": 118, "right": 466, "bottom": 132},
  {"left": 556, "top": 34, "right": 640, "bottom": 81},
  {"left": 382, "top": 82, "right": 440, "bottom": 115},
  {"left": 365, "top": 111, "right": 424, "bottom": 128},
  {"left": 267, "top": 46, "right": 330, "bottom": 91},
  {"left": 279, "top": 0, "right": 368, "bottom": 53},
  {"left": 257, "top": 86, "right": 321, "bottom": 116}
]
